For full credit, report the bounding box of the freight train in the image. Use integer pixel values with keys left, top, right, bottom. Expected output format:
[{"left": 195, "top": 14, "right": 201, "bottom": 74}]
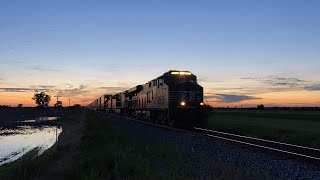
[{"left": 87, "top": 70, "right": 208, "bottom": 128}]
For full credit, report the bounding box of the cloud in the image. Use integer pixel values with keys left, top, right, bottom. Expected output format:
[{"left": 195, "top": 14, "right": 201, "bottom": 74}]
[
  {"left": 65, "top": 83, "right": 74, "bottom": 89},
  {"left": 56, "top": 84, "right": 89, "bottom": 96},
  {"left": 31, "top": 66, "right": 59, "bottom": 72},
  {"left": 0, "top": 79, "right": 18, "bottom": 86},
  {"left": 98, "top": 86, "right": 127, "bottom": 92},
  {"left": 197, "top": 77, "right": 221, "bottom": 84},
  {"left": 29, "top": 85, "right": 55, "bottom": 89},
  {"left": 48, "top": 85, "right": 129, "bottom": 101},
  {"left": 204, "top": 95, "right": 217, "bottom": 99},
  {"left": 304, "top": 84, "right": 320, "bottom": 91},
  {"left": 267, "top": 77, "right": 306, "bottom": 87},
  {"left": 241, "top": 75, "right": 320, "bottom": 92},
  {"left": 0, "top": 84, "right": 55, "bottom": 93},
  {"left": 0, "top": 88, "right": 49, "bottom": 92},
  {"left": 242, "top": 76, "right": 307, "bottom": 88},
  {"left": 39, "top": 85, "right": 55, "bottom": 89},
  {"left": 206, "top": 94, "right": 261, "bottom": 103}
]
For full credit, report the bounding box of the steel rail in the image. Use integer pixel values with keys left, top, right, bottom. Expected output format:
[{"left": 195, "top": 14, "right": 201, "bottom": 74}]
[
  {"left": 206, "top": 134, "right": 320, "bottom": 161},
  {"left": 194, "top": 127, "right": 320, "bottom": 152}
]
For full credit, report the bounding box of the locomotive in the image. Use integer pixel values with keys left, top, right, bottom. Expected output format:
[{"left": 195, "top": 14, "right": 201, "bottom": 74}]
[{"left": 87, "top": 70, "right": 208, "bottom": 128}]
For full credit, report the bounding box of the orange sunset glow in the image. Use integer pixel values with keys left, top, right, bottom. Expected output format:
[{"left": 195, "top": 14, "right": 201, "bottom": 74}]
[
  {"left": 1, "top": 79, "right": 320, "bottom": 107},
  {"left": 1, "top": 0, "right": 320, "bottom": 108}
]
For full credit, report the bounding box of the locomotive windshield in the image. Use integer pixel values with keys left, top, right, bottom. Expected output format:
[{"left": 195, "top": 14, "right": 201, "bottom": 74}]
[{"left": 163, "top": 73, "right": 197, "bottom": 85}]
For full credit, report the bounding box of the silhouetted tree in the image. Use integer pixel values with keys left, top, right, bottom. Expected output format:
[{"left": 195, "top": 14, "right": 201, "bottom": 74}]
[
  {"left": 204, "top": 104, "right": 213, "bottom": 111},
  {"left": 32, "top": 92, "right": 51, "bottom": 108},
  {"left": 73, "top": 104, "right": 81, "bottom": 108},
  {"left": 0, "top": 105, "right": 11, "bottom": 109},
  {"left": 257, "top": 104, "right": 265, "bottom": 110},
  {"left": 17, "top": 104, "right": 23, "bottom": 107},
  {"left": 54, "top": 101, "right": 63, "bottom": 108}
]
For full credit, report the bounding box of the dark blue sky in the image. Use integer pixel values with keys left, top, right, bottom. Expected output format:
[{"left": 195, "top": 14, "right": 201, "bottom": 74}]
[{"left": 1, "top": 0, "right": 320, "bottom": 106}]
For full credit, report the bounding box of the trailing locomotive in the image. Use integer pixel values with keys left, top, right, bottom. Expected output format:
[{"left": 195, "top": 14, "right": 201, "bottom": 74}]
[
  {"left": 87, "top": 70, "right": 208, "bottom": 128},
  {"left": 87, "top": 94, "right": 112, "bottom": 111}
]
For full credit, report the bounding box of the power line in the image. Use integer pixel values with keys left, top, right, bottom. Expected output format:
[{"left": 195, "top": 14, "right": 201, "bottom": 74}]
[{"left": 54, "top": 94, "right": 62, "bottom": 104}]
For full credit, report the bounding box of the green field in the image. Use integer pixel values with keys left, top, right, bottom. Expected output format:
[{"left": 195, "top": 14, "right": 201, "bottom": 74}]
[{"left": 208, "top": 109, "right": 320, "bottom": 149}]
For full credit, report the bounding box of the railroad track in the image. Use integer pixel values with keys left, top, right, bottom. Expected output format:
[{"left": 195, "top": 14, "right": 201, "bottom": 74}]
[
  {"left": 108, "top": 113, "right": 320, "bottom": 164},
  {"left": 194, "top": 127, "right": 320, "bottom": 162}
]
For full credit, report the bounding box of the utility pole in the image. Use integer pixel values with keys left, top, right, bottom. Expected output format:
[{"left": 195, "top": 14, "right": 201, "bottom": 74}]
[
  {"left": 68, "top": 98, "right": 71, "bottom": 107},
  {"left": 54, "top": 94, "right": 62, "bottom": 105}
]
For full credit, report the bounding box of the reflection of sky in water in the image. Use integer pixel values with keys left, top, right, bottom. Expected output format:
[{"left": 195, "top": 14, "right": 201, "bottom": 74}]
[
  {"left": 19, "top": 117, "right": 59, "bottom": 123},
  {"left": 0, "top": 125, "right": 62, "bottom": 166}
]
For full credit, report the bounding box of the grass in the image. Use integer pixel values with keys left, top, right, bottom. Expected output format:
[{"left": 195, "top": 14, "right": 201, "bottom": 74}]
[
  {"left": 208, "top": 109, "right": 320, "bottom": 148},
  {"left": 65, "top": 112, "right": 271, "bottom": 179},
  {"left": 65, "top": 113, "right": 186, "bottom": 179},
  {"left": 0, "top": 147, "right": 60, "bottom": 180}
]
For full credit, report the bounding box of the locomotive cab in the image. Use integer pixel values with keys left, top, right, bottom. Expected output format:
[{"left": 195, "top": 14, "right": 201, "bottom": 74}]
[
  {"left": 164, "top": 71, "right": 205, "bottom": 108},
  {"left": 162, "top": 71, "right": 207, "bottom": 128}
]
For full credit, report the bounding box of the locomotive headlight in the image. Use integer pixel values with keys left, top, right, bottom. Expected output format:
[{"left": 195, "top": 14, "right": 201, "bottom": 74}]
[
  {"left": 200, "top": 102, "right": 205, "bottom": 106},
  {"left": 180, "top": 101, "right": 186, "bottom": 106}
]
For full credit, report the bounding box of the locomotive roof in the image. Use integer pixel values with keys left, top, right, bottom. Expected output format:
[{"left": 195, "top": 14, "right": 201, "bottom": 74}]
[
  {"left": 164, "top": 70, "right": 193, "bottom": 75},
  {"left": 87, "top": 70, "right": 198, "bottom": 105},
  {"left": 113, "top": 70, "right": 195, "bottom": 95},
  {"left": 147, "top": 70, "right": 195, "bottom": 83}
]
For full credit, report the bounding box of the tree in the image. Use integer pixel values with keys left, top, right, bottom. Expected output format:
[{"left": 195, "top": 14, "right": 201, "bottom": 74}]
[
  {"left": 54, "top": 101, "right": 63, "bottom": 108},
  {"left": 257, "top": 104, "right": 265, "bottom": 110},
  {"left": 32, "top": 92, "right": 51, "bottom": 108},
  {"left": 73, "top": 104, "right": 81, "bottom": 108},
  {"left": 0, "top": 105, "right": 11, "bottom": 109},
  {"left": 17, "top": 104, "right": 23, "bottom": 107}
]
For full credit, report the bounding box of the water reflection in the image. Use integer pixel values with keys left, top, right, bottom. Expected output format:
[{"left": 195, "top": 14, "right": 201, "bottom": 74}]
[
  {"left": 19, "top": 116, "right": 59, "bottom": 123},
  {"left": 0, "top": 125, "right": 62, "bottom": 166}
]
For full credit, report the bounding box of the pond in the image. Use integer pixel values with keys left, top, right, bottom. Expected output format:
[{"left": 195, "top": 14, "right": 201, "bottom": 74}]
[
  {"left": 0, "top": 117, "right": 62, "bottom": 166},
  {"left": 19, "top": 116, "right": 59, "bottom": 123}
]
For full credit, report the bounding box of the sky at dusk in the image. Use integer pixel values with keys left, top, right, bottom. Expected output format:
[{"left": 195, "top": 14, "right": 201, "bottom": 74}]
[{"left": 1, "top": 0, "right": 320, "bottom": 107}]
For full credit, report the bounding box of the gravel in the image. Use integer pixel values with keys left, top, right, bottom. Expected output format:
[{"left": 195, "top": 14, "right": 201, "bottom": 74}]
[{"left": 106, "top": 114, "right": 320, "bottom": 179}]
